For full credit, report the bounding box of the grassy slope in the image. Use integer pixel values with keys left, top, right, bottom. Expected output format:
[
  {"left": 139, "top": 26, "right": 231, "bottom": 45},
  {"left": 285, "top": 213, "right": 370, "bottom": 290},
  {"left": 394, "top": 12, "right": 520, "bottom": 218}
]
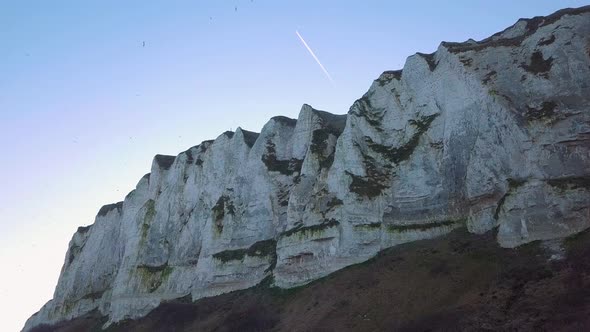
[{"left": 32, "top": 228, "right": 590, "bottom": 332}]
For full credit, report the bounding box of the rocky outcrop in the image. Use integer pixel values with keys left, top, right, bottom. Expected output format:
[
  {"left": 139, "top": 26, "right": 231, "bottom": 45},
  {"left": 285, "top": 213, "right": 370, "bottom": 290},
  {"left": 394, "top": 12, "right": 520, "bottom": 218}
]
[{"left": 24, "top": 6, "right": 590, "bottom": 331}]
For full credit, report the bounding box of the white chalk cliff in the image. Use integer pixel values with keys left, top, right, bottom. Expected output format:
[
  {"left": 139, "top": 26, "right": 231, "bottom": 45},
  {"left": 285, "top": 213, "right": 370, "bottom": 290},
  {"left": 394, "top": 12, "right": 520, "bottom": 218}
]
[{"left": 25, "top": 6, "right": 590, "bottom": 331}]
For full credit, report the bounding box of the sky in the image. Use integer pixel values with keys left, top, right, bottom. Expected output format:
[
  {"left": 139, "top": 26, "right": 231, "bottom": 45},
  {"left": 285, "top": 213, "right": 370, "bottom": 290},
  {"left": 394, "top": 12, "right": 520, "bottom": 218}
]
[{"left": 0, "top": 1, "right": 587, "bottom": 330}]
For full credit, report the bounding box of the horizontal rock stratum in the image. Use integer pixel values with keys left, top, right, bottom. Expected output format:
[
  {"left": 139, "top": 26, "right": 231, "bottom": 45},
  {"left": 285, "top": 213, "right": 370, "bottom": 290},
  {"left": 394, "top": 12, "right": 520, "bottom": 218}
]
[{"left": 24, "top": 6, "right": 590, "bottom": 331}]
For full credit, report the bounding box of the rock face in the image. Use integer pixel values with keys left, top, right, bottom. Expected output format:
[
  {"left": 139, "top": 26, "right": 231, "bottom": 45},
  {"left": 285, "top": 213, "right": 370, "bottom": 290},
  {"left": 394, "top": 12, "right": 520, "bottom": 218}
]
[{"left": 24, "top": 6, "right": 590, "bottom": 331}]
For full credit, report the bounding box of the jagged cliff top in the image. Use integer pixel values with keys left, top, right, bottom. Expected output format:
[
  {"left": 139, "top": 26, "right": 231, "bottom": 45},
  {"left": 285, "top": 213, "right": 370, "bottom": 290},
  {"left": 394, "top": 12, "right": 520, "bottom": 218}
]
[
  {"left": 443, "top": 5, "right": 590, "bottom": 53},
  {"left": 96, "top": 4, "right": 590, "bottom": 219}
]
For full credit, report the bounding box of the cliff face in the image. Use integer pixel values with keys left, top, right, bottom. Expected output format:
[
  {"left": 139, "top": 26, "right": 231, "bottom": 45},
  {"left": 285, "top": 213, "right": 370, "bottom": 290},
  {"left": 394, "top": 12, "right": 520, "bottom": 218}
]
[{"left": 25, "top": 6, "right": 590, "bottom": 331}]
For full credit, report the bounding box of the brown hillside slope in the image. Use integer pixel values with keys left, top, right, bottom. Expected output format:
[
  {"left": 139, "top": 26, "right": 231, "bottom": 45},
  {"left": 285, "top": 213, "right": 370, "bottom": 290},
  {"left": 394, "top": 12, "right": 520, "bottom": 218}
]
[{"left": 33, "top": 228, "right": 590, "bottom": 331}]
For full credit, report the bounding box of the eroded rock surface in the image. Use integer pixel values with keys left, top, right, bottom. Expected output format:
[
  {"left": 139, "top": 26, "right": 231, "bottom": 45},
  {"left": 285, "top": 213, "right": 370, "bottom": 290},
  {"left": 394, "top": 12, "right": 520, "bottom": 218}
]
[{"left": 24, "top": 6, "right": 590, "bottom": 331}]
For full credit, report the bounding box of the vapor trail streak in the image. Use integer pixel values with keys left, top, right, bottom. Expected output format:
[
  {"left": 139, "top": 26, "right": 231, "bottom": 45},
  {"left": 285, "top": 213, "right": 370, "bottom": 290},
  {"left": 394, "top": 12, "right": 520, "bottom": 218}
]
[{"left": 295, "top": 30, "right": 334, "bottom": 83}]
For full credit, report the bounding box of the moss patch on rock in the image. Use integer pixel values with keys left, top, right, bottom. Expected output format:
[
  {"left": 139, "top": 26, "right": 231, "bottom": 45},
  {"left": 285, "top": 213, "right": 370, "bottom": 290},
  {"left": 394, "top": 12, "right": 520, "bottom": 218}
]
[
  {"left": 327, "top": 196, "right": 343, "bottom": 208},
  {"left": 526, "top": 101, "right": 557, "bottom": 121},
  {"left": 365, "top": 113, "right": 439, "bottom": 165},
  {"left": 547, "top": 176, "right": 590, "bottom": 191},
  {"left": 520, "top": 51, "right": 553, "bottom": 78},
  {"left": 310, "top": 129, "right": 330, "bottom": 155},
  {"left": 262, "top": 141, "right": 303, "bottom": 176},
  {"left": 137, "top": 263, "right": 174, "bottom": 293},
  {"left": 241, "top": 129, "right": 260, "bottom": 148},
  {"left": 211, "top": 195, "right": 235, "bottom": 234},
  {"left": 309, "top": 112, "right": 346, "bottom": 170},
  {"left": 194, "top": 141, "right": 213, "bottom": 166},
  {"left": 346, "top": 171, "right": 388, "bottom": 199},
  {"left": 482, "top": 70, "right": 497, "bottom": 84},
  {"left": 385, "top": 218, "right": 466, "bottom": 233},
  {"left": 346, "top": 151, "right": 393, "bottom": 199},
  {"left": 375, "top": 70, "right": 402, "bottom": 86},
  {"left": 212, "top": 239, "right": 277, "bottom": 270},
  {"left": 460, "top": 57, "right": 473, "bottom": 67},
  {"left": 416, "top": 52, "right": 438, "bottom": 71},
  {"left": 349, "top": 94, "right": 384, "bottom": 129},
  {"left": 281, "top": 219, "right": 340, "bottom": 239},
  {"left": 310, "top": 129, "right": 337, "bottom": 169},
  {"left": 141, "top": 199, "right": 156, "bottom": 241},
  {"left": 154, "top": 154, "right": 176, "bottom": 170},
  {"left": 354, "top": 222, "right": 382, "bottom": 230}
]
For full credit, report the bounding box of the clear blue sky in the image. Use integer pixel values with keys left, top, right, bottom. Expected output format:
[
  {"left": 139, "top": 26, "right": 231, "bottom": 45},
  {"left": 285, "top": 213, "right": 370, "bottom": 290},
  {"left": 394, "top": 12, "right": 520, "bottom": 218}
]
[{"left": 1, "top": 1, "right": 587, "bottom": 330}]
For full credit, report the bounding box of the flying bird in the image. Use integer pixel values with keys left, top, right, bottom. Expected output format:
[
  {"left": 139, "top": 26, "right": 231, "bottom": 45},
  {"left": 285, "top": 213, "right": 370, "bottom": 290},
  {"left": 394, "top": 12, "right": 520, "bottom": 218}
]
[
  {"left": 142, "top": 41, "right": 145, "bottom": 47},
  {"left": 295, "top": 30, "right": 334, "bottom": 83}
]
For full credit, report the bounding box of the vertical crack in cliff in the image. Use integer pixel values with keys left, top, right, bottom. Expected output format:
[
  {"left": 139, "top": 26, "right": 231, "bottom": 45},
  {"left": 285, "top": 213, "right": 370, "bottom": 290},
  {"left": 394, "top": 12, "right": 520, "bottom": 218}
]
[
  {"left": 141, "top": 199, "right": 156, "bottom": 245},
  {"left": 211, "top": 195, "right": 236, "bottom": 234},
  {"left": 494, "top": 179, "right": 527, "bottom": 220}
]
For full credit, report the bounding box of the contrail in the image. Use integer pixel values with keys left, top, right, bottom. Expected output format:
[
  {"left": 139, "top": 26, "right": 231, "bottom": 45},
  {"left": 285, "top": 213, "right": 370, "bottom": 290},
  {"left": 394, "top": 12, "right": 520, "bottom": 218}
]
[{"left": 295, "top": 30, "right": 334, "bottom": 83}]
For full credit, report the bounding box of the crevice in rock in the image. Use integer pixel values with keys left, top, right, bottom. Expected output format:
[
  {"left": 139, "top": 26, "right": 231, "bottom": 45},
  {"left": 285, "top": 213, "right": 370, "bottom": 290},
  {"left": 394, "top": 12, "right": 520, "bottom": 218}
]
[
  {"left": 141, "top": 199, "right": 156, "bottom": 243},
  {"left": 385, "top": 218, "right": 466, "bottom": 233},
  {"left": 417, "top": 52, "right": 438, "bottom": 71},
  {"left": 494, "top": 179, "right": 527, "bottom": 220},
  {"left": 241, "top": 129, "right": 260, "bottom": 148}
]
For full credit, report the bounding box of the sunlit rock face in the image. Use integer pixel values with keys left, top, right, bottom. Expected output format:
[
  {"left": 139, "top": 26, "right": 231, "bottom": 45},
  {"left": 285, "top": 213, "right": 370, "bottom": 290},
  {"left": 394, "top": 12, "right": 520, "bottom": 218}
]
[{"left": 24, "top": 6, "right": 590, "bottom": 331}]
